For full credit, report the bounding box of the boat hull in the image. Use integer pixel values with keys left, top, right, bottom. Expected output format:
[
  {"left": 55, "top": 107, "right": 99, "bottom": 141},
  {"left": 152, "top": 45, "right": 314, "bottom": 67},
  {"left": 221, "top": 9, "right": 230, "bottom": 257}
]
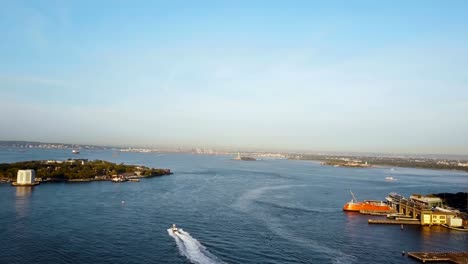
[{"left": 343, "top": 201, "right": 392, "bottom": 212}]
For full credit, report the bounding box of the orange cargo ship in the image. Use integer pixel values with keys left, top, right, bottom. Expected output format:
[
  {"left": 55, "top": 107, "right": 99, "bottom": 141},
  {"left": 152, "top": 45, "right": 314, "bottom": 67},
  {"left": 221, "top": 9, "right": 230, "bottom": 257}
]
[{"left": 343, "top": 191, "right": 392, "bottom": 212}]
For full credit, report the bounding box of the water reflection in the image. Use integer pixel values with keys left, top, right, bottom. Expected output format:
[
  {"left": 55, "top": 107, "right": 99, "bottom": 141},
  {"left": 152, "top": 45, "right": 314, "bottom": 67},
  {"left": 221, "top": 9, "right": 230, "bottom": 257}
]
[
  {"left": 16, "top": 186, "right": 33, "bottom": 198},
  {"left": 15, "top": 186, "right": 33, "bottom": 219},
  {"left": 420, "top": 225, "right": 449, "bottom": 238},
  {"left": 344, "top": 212, "right": 364, "bottom": 239},
  {"left": 419, "top": 225, "right": 456, "bottom": 251}
]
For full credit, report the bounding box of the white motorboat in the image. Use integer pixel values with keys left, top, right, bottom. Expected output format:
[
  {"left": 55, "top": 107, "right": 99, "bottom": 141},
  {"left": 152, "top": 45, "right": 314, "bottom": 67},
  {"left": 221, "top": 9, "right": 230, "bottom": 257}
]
[{"left": 171, "top": 224, "right": 179, "bottom": 233}]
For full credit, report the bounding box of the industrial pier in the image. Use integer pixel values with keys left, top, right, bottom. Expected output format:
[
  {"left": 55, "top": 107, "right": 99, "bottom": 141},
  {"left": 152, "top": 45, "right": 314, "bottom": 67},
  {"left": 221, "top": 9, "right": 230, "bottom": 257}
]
[
  {"left": 369, "top": 193, "right": 464, "bottom": 227},
  {"left": 368, "top": 219, "right": 420, "bottom": 225},
  {"left": 407, "top": 252, "right": 468, "bottom": 264}
]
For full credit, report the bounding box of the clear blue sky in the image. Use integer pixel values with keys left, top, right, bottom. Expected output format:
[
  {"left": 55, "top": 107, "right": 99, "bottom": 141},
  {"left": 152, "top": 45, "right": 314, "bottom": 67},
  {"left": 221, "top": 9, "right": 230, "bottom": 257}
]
[{"left": 1, "top": 0, "right": 467, "bottom": 154}]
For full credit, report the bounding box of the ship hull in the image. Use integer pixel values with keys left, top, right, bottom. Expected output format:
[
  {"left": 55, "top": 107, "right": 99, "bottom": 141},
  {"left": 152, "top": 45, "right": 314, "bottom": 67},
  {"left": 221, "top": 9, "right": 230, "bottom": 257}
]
[{"left": 343, "top": 201, "right": 392, "bottom": 212}]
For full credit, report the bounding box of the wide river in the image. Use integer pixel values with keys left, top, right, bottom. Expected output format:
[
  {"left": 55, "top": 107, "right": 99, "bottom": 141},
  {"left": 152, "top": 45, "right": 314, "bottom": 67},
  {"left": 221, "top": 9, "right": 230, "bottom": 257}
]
[{"left": 0, "top": 148, "right": 467, "bottom": 264}]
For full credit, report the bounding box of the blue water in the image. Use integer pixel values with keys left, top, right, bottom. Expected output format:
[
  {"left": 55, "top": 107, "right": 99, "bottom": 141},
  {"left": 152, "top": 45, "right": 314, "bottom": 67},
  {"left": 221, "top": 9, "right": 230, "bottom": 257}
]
[{"left": 0, "top": 148, "right": 467, "bottom": 264}]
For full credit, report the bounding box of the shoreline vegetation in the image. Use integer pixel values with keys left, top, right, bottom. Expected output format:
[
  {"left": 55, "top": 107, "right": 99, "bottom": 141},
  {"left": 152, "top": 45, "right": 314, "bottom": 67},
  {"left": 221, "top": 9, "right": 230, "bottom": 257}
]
[
  {"left": 290, "top": 154, "right": 468, "bottom": 172},
  {"left": 0, "top": 159, "right": 171, "bottom": 183},
  {"left": 433, "top": 192, "right": 468, "bottom": 213},
  {"left": 319, "top": 160, "right": 371, "bottom": 168}
]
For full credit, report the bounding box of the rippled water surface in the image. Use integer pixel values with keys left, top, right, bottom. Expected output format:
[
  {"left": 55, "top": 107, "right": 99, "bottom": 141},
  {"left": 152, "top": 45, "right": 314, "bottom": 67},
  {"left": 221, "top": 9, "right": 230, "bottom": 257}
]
[{"left": 0, "top": 148, "right": 467, "bottom": 264}]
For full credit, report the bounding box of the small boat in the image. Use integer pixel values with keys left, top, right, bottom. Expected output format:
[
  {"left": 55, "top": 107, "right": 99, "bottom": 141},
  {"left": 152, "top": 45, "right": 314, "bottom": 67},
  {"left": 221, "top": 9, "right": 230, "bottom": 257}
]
[
  {"left": 172, "top": 224, "right": 179, "bottom": 233},
  {"left": 385, "top": 176, "right": 397, "bottom": 181},
  {"left": 111, "top": 175, "right": 127, "bottom": 182},
  {"left": 72, "top": 149, "right": 80, "bottom": 154},
  {"left": 343, "top": 191, "right": 393, "bottom": 212}
]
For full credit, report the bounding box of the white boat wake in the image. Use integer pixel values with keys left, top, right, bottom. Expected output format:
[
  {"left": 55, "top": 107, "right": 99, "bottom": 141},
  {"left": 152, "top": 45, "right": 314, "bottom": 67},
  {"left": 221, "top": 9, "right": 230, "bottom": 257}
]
[
  {"left": 167, "top": 228, "right": 225, "bottom": 264},
  {"left": 234, "top": 185, "right": 357, "bottom": 263}
]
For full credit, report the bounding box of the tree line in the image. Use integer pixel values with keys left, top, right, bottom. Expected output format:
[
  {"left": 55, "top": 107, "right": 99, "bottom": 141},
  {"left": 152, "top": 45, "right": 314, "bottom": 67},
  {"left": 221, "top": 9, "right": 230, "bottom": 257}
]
[{"left": 0, "top": 160, "right": 170, "bottom": 180}]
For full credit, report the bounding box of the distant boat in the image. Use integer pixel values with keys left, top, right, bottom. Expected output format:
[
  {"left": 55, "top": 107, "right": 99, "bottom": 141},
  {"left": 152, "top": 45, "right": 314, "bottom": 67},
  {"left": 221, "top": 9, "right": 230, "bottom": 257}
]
[
  {"left": 72, "top": 149, "right": 80, "bottom": 154},
  {"left": 111, "top": 175, "right": 127, "bottom": 182},
  {"left": 233, "top": 152, "right": 256, "bottom": 161},
  {"left": 385, "top": 176, "right": 397, "bottom": 181}
]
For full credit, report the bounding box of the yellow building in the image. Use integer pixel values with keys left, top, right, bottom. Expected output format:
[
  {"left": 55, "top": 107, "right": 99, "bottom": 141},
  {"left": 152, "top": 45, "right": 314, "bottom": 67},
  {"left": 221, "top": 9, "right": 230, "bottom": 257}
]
[
  {"left": 387, "top": 193, "right": 458, "bottom": 226},
  {"left": 420, "top": 210, "right": 456, "bottom": 225}
]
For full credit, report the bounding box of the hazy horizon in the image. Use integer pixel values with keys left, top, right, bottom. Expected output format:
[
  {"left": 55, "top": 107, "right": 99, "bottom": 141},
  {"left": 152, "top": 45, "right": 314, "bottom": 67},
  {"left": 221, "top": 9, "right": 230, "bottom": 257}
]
[
  {"left": 1, "top": 1, "right": 468, "bottom": 155},
  {"left": 4, "top": 139, "right": 468, "bottom": 160}
]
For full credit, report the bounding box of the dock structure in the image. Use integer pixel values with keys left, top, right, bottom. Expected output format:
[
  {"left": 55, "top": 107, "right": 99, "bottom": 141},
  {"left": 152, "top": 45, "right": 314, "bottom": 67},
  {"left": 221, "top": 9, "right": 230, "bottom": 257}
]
[
  {"left": 386, "top": 193, "right": 457, "bottom": 226},
  {"left": 360, "top": 210, "right": 397, "bottom": 216},
  {"left": 407, "top": 252, "right": 468, "bottom": 264},
  {"left": 368, "top": 219, "right": 420, "bottom": 225}
]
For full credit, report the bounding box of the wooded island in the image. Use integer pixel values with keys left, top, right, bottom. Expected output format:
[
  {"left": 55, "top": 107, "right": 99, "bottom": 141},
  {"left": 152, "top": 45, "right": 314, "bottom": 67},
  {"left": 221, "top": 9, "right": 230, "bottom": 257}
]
[{"left": 0, "top": 159, "right": 171, "bottom": 182}]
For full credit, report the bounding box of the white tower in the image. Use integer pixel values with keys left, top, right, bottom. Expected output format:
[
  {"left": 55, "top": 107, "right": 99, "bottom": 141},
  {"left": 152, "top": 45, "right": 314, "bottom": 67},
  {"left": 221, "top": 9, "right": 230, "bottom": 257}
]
[{"left": 17, "top": 170, "right": 36, "bottom": 185}]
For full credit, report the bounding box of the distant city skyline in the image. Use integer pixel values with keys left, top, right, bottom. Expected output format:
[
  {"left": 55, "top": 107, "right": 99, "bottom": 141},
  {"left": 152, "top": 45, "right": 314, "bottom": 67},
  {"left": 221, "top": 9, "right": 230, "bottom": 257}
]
[{"left": 1, "top": 1, "right": 468, "bottom": 155}]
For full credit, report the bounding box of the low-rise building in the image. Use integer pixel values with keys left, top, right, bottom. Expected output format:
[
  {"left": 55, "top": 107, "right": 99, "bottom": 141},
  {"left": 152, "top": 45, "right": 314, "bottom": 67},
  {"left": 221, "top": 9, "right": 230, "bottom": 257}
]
[
  {"left": 447, "top": 217, "right": 463, "bottom": 227},
  {"left": 387, "top": 193, "right": 459, "bottom": 226},
  {"left": 420, "top": 210, "right": 457, "bottom": 225},
  {"left": 409, "top": 194, "right": 443, "bottom": 208}
]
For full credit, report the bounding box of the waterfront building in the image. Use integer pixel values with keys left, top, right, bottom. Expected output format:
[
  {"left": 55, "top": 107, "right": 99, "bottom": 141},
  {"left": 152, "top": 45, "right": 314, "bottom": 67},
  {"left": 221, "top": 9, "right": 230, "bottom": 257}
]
[
  {"left": 447, "top": 217, "right": 463, "bottom": 227},
  {"left": 409, "top": 194, "right": 443, "bottom": 208},
  {"left": 16, "top": 170, "right": 36, "bottom": 185},
  {"left": 386, "top": 193, "right": 458, "bottom": 226}
]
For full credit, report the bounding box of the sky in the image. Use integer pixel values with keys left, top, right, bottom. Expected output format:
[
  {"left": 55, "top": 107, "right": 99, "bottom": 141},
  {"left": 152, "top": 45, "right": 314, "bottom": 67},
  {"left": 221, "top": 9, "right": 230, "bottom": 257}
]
[{"left": 1, "top": 0, "right": 467, "bottom": 154}]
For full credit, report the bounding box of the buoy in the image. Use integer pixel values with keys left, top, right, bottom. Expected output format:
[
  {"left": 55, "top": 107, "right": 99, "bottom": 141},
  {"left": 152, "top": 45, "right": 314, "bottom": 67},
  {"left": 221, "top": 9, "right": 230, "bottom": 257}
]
[{"left": 121, "top": 200, "right": 125, "bottom": 204}]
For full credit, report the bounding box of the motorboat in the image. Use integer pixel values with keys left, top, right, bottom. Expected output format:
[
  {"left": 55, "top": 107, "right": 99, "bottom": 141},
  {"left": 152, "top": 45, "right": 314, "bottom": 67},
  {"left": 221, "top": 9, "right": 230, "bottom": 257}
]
[
  {"left": 111, "top": 175, "right": 127, "bottom": 182},
  {"left": 171, "top": 224, "right": 179, "bottom": 233},
  {"left": 385, "top": 176, "right": 397, "bottom": 181}
]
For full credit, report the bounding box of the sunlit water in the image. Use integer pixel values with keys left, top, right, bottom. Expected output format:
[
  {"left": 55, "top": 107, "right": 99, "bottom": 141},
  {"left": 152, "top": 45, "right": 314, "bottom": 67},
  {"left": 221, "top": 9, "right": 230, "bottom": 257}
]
[{"left": 0, "top": 148, "right": 467, "bottom": 264}]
